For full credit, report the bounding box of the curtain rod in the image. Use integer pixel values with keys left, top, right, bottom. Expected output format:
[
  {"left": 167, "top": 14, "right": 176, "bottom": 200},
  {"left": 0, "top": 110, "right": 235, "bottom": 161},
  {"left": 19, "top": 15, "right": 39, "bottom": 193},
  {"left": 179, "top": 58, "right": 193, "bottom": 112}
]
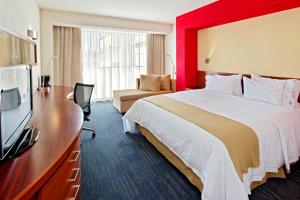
[{"left": 52, "top": 23, "right": 171, "bottom": 35}]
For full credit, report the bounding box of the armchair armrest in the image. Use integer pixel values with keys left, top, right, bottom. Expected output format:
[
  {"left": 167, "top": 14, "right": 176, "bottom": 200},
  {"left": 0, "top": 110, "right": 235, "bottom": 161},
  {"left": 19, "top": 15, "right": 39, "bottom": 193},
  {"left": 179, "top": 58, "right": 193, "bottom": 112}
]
[{"left": 171, "top": 79, "right": 176, "bottom": 92}]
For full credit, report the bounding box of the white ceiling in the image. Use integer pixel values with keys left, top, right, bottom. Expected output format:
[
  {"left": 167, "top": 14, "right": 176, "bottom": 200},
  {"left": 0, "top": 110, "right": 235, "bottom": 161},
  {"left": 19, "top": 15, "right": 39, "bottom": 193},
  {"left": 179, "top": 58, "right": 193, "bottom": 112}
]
[{"left": 36, "top": 0, "right": 216, "bottom": 24}]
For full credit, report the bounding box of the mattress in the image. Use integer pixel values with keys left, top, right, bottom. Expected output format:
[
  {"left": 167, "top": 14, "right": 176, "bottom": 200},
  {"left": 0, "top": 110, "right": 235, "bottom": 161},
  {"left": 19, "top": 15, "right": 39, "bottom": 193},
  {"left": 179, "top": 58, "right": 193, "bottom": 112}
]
[{"left": 123, "top": 89, "right": 300, "bottom": 200}]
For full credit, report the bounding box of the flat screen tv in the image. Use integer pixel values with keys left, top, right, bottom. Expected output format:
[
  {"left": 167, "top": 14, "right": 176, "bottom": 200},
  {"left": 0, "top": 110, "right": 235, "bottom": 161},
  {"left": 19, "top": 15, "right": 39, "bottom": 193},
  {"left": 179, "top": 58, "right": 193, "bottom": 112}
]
[{"left": 0, "top": 65, "right": 37, "bottom": 160}]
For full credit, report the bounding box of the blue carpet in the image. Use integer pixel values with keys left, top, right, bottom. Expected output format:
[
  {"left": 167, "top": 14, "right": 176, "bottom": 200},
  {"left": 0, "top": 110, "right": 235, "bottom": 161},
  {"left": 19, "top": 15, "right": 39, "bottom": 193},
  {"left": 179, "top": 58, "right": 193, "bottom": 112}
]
[{"left": 81, "top": 101, "right": 300, "bottom": 200}]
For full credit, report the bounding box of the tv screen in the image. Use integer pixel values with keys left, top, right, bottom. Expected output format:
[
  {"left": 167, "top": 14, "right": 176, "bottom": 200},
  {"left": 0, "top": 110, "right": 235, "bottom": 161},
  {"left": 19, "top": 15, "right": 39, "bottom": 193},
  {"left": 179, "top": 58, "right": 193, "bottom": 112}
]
[{"left": 0, "top": 65, "right": 32, "bottom": 160}]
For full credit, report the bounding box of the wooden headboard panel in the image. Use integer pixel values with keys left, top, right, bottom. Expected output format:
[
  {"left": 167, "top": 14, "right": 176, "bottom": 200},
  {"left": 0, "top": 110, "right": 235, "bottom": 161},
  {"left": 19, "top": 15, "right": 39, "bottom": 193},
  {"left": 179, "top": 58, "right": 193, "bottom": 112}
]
[{"left": 197, "top": 71, "right": 300, "bottom": 103}]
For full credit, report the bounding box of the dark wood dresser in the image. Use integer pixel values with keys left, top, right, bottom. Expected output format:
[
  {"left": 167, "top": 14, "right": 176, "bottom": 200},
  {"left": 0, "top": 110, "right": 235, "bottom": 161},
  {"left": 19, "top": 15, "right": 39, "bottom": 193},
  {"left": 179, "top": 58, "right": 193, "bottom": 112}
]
[{"left": 0, "top": 86, "right": 83, "bottom": 200}]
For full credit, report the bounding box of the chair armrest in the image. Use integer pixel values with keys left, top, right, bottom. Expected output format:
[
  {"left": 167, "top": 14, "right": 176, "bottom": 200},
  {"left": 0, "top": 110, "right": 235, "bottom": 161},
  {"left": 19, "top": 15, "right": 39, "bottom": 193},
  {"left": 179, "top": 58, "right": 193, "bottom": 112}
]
[{"left": 171, "top": 79, "right": 176, "bottom": 92}]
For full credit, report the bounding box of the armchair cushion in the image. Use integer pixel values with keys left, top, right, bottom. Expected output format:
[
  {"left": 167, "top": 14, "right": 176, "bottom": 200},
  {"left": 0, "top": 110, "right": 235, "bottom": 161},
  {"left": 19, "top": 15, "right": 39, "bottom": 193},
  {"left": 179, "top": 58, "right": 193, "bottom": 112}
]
[
  {"left": 139, "top": 75, "right": 161, "bottom": 92},
  {"left": 158, "top": 74, "right": 171, "bottom": 90},
  {"left": 136, "top": 77, "right": 176, "bottom": 92}
]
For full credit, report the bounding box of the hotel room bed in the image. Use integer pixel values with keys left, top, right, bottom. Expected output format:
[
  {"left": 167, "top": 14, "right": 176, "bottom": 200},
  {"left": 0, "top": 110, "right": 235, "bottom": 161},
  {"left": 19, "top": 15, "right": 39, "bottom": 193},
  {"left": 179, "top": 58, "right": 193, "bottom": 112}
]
[{"left": 123, "top": 89, "right": 300, "bottom": 200}]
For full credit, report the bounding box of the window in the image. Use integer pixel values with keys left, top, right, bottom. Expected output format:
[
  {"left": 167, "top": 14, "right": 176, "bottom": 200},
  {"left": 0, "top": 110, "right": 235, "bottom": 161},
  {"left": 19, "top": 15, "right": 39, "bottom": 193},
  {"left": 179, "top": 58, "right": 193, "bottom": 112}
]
[{"left": 82, "top": 29, "right": 147, "bottom": 100}]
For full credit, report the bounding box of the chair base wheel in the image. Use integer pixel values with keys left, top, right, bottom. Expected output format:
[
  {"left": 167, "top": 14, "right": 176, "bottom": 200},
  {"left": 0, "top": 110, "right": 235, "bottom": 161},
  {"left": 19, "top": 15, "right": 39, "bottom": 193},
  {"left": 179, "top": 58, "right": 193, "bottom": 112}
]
[{"left": 82, "top": 127, "right": 96, "bottom": 139}]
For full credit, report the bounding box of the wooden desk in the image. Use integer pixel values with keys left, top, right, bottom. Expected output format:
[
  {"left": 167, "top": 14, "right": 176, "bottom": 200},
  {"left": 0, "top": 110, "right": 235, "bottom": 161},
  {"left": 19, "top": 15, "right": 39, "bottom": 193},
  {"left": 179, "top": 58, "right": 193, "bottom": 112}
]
[{"left": 0, "top": 86, "right": 83, "bottom": 200}]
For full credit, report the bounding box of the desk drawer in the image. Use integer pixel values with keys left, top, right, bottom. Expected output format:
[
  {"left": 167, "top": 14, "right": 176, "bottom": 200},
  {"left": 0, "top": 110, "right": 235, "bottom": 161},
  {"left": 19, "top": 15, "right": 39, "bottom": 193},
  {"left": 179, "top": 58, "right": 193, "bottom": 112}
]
[{"left": 38, "top": 137, "right": 81, "bottom": 200}]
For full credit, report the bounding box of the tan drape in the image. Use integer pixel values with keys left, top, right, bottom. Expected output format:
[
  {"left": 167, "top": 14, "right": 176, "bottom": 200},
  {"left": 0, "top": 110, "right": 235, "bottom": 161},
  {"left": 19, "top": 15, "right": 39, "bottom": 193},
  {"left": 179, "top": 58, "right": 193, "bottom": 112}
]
[
  {"left": 147, "top": 34, "right": 165, "bottom": 75},
  {"left": 53, "top": 26, "right": 82, "bottom": 87}
]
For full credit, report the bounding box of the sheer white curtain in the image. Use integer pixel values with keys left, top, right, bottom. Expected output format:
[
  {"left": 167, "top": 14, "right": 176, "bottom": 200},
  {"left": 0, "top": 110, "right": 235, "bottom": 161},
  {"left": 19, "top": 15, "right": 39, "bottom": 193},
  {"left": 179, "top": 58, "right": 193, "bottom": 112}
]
[{"left": 82, "top": 29, "right": 147, "bottom": 100}]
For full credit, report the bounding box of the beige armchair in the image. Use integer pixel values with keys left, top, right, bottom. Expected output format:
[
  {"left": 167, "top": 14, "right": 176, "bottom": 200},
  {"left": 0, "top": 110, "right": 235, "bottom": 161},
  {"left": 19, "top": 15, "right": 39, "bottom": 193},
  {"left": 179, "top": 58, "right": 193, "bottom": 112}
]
[{"left": 113, "top": 78, "right": 176, "bottom": 113}]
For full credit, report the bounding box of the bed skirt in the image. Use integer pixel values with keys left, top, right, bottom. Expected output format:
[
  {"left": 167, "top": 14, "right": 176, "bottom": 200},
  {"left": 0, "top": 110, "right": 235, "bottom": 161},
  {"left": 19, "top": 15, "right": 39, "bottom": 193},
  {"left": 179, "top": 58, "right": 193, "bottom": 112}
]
[{"left": 137, "top": 125, "right": 286, "bottom": 192}]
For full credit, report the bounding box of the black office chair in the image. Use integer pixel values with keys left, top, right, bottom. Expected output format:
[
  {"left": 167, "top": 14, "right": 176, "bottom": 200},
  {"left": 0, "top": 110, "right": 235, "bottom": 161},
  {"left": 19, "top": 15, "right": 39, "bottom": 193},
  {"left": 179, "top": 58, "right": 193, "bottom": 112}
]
[{"left": 73, "top": 83, "right": 96, "bottom": 138}]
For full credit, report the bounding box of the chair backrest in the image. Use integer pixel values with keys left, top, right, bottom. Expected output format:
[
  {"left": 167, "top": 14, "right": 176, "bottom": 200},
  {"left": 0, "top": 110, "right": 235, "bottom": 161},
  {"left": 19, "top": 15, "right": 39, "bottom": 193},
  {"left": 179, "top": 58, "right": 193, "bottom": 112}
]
[
  {"left": 74, "top": 83, "right": 94, "bottom": 115},
  {"left": 1, "top": 87, "right": 21, "bottom": 111}
]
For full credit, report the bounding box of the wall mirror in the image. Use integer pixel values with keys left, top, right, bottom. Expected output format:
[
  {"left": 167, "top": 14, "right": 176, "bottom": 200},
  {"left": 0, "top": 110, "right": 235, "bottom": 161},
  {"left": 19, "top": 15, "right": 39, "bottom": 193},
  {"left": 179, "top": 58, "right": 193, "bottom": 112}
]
[{"left": 0, "top": 29, "right": 36, "bottom": 67}]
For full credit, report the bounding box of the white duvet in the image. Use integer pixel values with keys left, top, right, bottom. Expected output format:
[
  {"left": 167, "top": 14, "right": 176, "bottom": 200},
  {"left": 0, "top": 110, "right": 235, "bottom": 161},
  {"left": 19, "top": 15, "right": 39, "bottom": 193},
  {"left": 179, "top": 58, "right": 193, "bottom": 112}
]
[{"left": 122, "top": 89, "right": 300, "bottom": 200}]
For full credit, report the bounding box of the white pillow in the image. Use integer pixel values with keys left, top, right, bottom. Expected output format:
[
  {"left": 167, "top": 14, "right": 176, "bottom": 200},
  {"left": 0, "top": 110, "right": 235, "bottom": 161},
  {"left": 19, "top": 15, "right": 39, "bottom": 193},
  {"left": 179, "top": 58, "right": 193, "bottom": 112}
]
[
  {"left": 282, "top": 79, "right": 300, "bottom": 109},
  {"left": 215, "top": 74, "right": 243, "bottom": 96},
  {"left": 205, "top": 74, "right": 235, "bottom": 95},
  {"left": 251, "top": 74, "right": 300, "bottom": 109},
  {"left": 251, "top": 74, "right": 286, "bottom": 84},
  {"left": 243, "top": 77, "right": 286, "bottom": 105},
  {"left": 251, "top": 74, "right": 264, "bottom": 81}
]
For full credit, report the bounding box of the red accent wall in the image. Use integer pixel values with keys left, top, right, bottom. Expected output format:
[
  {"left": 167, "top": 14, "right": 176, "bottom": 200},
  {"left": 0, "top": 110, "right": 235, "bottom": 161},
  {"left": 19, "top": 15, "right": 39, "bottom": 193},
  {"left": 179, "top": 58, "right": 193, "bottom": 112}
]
[{"left": 176, "top": 0, "right": 300, "bottom": 91}]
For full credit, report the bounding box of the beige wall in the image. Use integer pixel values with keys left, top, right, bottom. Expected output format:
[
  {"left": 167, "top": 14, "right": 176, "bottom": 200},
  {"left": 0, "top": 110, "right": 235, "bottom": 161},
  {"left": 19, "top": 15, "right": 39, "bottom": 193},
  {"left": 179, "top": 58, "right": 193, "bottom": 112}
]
[
  {"left": 165, "top": 24, "right": 176, "bottom": 78},
  {"left": 0, "top": 0, "right": 40, "bottom": 88},
  {"left": 198, "top": 7, "right": 300, "bottom": 78},
  {"left": 40, "top": 9, "right": 173, "bottom": 75}
]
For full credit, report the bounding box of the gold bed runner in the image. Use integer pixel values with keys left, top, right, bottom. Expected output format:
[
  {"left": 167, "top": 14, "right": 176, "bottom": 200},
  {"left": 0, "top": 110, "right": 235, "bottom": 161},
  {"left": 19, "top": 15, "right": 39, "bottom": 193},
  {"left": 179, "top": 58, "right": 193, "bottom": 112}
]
[{"left": 143, "top": 95, "right": 260, "bottom": 179}]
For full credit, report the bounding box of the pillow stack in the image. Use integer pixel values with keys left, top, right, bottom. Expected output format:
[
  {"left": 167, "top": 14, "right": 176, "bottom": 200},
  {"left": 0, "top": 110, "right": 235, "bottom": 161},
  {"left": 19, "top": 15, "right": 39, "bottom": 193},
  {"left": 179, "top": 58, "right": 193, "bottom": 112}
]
[
  {"left": 139, "top": 74, "right": 171, "bottom": 92},
  {"left": 205, "top": 73, "right": 300, "bottom": 108}
]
